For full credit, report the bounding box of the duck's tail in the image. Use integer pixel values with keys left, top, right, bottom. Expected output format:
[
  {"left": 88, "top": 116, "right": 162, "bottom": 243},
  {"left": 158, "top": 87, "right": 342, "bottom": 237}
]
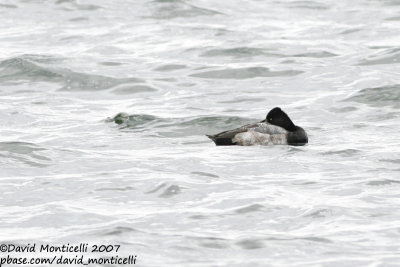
[
  {"left": 206, "top": 134, "right": 236, "bottom": 146},
  {"left": 206, "top": 134, "right": 217, "bottom": 144}
]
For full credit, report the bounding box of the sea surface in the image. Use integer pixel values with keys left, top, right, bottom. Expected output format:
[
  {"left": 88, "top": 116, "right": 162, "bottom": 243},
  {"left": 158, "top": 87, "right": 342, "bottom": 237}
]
[{"left": 1, "top": 0, "right": 400, "bottom": 266}]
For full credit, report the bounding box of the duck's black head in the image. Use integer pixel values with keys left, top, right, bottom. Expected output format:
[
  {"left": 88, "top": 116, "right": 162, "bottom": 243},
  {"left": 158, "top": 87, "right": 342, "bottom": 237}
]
[{"left": 265, "top": 107, "right": 296, "bottom": 132}]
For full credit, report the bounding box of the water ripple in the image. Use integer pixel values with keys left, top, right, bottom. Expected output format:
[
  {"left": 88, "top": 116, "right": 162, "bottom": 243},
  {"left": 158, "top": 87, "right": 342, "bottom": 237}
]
[
  {"left": 200, "top": 47, "right": 280, "bottom": 58},
  {"left": 190, "top": 67, "right": 303, "bottom": 79}
]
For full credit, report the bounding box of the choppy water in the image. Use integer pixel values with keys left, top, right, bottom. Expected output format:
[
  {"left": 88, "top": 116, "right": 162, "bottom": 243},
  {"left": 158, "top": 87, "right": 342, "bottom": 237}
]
[{"left": 1, "top": 0, "right": 400, "bottom": 266}]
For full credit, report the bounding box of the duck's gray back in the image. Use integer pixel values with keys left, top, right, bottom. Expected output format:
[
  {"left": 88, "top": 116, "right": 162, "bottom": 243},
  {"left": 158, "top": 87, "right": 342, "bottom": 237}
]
[{"left": 253, "top": 123, "right": 288, "bottom": 134}]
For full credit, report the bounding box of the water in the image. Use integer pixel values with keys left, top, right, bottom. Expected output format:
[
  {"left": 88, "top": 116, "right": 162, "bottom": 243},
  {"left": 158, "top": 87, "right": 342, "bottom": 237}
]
[{"left": 1, "top": 0, "right": 400, "bottom": 266}]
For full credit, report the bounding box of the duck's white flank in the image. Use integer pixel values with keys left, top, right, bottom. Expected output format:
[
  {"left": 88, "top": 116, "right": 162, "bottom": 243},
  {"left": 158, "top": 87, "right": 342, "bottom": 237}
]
[{"left": 232, "top": 129, "right": 288, "bottom": 146}]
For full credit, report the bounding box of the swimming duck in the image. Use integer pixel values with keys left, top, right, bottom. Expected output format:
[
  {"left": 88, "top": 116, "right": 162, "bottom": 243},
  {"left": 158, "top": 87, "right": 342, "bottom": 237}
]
[{"left": 207, "top": 107, "right": 308, "bottom": 146}]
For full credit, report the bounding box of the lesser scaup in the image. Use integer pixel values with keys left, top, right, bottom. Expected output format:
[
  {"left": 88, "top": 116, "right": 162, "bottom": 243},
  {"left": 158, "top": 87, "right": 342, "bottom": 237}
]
[{"left": 207, "top": 107, "right": 308, "bottom": 146}]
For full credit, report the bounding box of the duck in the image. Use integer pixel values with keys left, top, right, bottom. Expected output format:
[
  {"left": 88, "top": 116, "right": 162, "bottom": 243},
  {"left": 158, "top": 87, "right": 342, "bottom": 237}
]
[{"left": 207, "top": 107, "right": 308, "bottom": 146}]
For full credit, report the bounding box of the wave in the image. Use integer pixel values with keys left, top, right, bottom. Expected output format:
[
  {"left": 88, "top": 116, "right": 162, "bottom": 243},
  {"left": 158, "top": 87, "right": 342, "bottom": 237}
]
[
  {"left": 0, "top": 55, "right": 143, "bottom": 91},
  {"left": 106, "top": 113, "right": 254, "bottom": 137},
  {"left": 286, "top": 1, "right": 330, "bottom": 10},
  {"left": 150, "top": 0, "right": 222, "bottom": 19},
  {"left": 345, "top": 85, "right": 400, "bottom": 108},
  {"left": 199, "top": 47, "right": 336, "bottom": 59},
  {"left": 357, "top": 48, "right": 400, "bottom": 66},
  {"left": 200, "top": 47, "right": 279, "bottom": 58},
  {"left": 0, "top": 3, "right": 17, "bottom": 8},
  {"left": 154, "top": 64, "right": 187, "bottom": 72},
  {"left": 55, "top": 0, "right": 102, "bottom": 11},
  {"left": 0, "top": 142, "right": 50, "bottom": 168}
]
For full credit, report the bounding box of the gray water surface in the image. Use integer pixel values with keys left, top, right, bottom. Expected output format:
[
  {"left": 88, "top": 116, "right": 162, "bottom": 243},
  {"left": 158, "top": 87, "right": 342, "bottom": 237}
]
[{"left": 1, "top": 0, "right": 400, "bottom": 266}]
